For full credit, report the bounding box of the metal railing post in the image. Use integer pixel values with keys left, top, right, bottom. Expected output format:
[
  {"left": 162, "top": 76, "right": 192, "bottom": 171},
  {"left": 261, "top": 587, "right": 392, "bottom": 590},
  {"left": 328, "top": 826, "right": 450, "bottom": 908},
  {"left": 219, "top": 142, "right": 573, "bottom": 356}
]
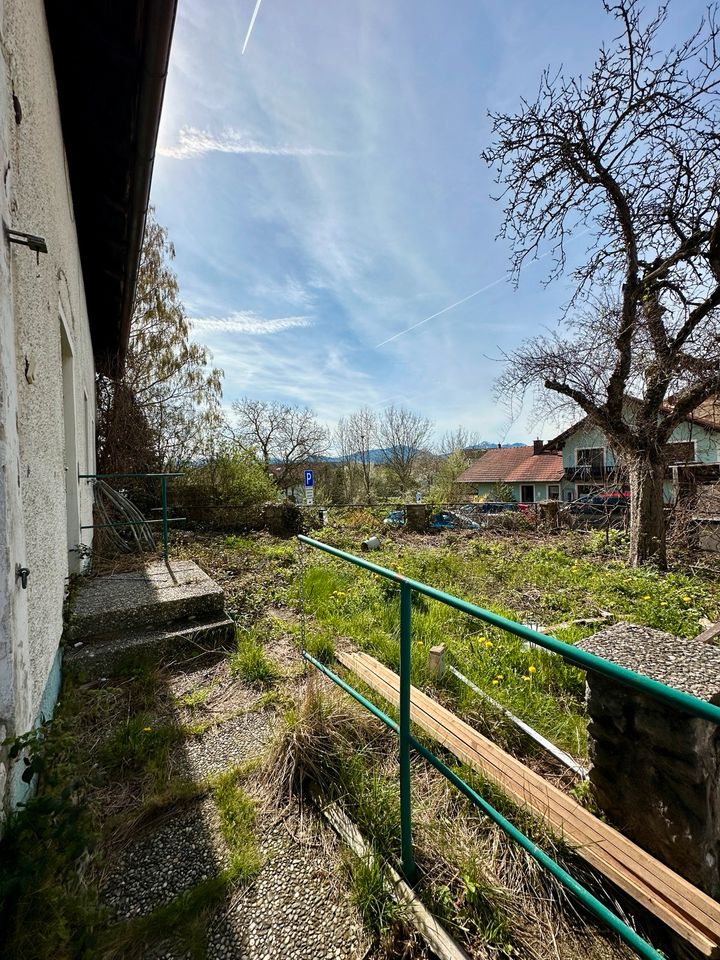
[
  {"left": 160, "top": 475, "right": 169, "bottom": 563},
  {"left": 399, "top": 581, "right": 417, "bottom": 883}
]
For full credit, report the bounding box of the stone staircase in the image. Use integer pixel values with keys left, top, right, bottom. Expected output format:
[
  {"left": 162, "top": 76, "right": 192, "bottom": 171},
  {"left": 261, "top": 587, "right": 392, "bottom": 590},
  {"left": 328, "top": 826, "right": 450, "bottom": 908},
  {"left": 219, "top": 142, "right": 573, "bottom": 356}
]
[{"left": 65, "top": 560, "right": 235, "bottom": 676}]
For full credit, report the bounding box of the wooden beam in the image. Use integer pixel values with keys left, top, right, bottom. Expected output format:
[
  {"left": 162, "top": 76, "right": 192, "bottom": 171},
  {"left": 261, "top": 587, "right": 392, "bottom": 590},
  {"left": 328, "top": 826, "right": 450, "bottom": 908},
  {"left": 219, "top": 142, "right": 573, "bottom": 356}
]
[{"left": 337, "top": 649, "right": 720, "bottom": 958}]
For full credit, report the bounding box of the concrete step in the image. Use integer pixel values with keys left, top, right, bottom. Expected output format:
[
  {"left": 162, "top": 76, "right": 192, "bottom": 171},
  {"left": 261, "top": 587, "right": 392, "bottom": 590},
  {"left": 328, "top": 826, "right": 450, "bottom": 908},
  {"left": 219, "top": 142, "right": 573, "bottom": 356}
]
[
  {"left": 64, "top": 614, "right": 237, "bottom": 678},
  {"left": 70, "top": 560, "right": 225, "bottom": 641}
]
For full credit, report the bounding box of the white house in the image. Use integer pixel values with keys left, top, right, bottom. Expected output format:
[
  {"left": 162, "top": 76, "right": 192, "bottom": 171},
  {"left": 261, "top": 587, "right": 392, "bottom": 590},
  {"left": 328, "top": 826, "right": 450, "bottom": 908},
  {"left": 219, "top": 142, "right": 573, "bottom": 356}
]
[{"left": 0, "top": 0, "right": 176, "bottom": 819}]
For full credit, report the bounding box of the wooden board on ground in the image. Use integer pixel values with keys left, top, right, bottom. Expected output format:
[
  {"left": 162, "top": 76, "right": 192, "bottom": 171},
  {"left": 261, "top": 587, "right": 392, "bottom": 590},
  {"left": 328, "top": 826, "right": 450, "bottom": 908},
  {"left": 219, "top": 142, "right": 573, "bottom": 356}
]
[{"left": 336, "top": 649, "right": 720, "bottom": 959}]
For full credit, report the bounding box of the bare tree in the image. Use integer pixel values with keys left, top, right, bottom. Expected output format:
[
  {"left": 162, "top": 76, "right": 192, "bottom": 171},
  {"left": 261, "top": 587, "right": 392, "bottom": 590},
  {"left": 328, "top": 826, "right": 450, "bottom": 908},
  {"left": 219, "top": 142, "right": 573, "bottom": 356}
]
[
  {"left": 376, "top": 405, "right": 433, "bottom": 492},
  {"left": 345, "top": 407, "right": 377, "bottom": 500},
  {"left": 485, "top": 0, "right": 720, "bottom": 567},
  {"left": 231, "top": 398, "right": 328, "bottom": 494},
  {"left": 437, "top": 426, "right": 480, "bottom": 458},
  {"left": 334, "top": 416, "right": 362, "bottom": 502}
]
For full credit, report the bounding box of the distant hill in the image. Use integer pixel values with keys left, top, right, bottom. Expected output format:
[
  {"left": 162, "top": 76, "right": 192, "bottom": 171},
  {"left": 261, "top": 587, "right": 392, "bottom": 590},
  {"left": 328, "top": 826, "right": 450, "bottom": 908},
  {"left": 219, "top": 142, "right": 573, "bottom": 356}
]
[{"left": 319, "top": 442, "right": 525, "bottom": 464}]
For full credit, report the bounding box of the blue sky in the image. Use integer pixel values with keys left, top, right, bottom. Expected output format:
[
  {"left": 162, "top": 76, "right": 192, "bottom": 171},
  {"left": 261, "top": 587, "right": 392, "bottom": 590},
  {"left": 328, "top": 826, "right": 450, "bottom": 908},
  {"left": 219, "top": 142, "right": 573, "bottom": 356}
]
[{"left": 151, "top": 0, "right": 704, "bottom": 446}]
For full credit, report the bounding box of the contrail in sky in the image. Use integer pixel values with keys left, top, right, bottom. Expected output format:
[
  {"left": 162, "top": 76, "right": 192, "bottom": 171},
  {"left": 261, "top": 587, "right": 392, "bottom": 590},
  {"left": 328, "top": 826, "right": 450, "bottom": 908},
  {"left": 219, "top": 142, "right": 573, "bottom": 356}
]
[
  {"left": 376, "top": 229, "right": 591, "bottom": 349},
  {"left": 375, "top": 275, "right": 506, "bottom": 348},
  {"left": 242, "top": 0, "right": 264, "bottom": 55}
]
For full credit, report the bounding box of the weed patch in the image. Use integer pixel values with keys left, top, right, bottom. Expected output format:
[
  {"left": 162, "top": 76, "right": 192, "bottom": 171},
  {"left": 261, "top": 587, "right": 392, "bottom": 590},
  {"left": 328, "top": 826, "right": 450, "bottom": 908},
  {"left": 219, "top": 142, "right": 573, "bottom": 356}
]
[{"left": 230, "top": 628, "right": 281, "bottom": 687}]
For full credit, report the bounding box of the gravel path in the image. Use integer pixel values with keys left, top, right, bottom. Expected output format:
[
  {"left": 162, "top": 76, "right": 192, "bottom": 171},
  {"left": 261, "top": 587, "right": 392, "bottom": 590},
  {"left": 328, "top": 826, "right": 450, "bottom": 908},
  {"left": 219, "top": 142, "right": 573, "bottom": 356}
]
[
  {"left": 102, "top": 796, "right": 227, "bottom": 918},
  {"left": 208, "top": 812, "right": 367, "bottom": 960},
  {"left": 98, "top": 624, "right": 370, "bottom": 958},
  {"left": 170, "top": 709, "right": 274, "bottom": 780}
]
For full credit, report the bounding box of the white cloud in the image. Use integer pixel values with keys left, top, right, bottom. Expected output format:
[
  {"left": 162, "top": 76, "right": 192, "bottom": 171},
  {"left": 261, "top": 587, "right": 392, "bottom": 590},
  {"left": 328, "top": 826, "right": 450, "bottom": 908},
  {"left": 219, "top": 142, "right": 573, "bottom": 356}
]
[
  {"left": 191, "top": 311, "right": 313, "bottom": 335},
  {"left": 158, "top": 126, "right": 341, "bottom": 160}
]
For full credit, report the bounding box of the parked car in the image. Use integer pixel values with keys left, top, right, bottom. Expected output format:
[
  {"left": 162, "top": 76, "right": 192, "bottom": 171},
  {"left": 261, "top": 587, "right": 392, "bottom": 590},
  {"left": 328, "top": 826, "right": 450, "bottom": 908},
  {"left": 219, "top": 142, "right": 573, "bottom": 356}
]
[
  {"left": 382, "top": 508, "right": 480, "bottom": 530},
  {"left": 430, "top": 510, "right": 481, "bottom": 530},
  {"left": 569, "top": 491, "right": 630, "bottom": 515},
  {"left": 475, "top": 501, "right": 519, "bottom": 515},
  {"left": 383, "top": 509, "right": 405, "bottom": 527}
]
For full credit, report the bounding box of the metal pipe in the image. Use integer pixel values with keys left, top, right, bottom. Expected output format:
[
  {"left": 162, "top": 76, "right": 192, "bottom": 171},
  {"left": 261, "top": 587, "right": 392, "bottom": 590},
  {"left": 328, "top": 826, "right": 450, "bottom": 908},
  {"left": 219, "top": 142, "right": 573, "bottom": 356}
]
[
  {"left": 79, "top": 472, "right": 184, "bottom": 479},
  {"left": 300, "top": 647, "right": 664, "bottom": 960},
  {"left": 399, "top": 582, "right": 417, "bottom": 883},
  {"left": 161, "top": 475, "right": 169, "bottom": 563},
  {"left": 408, "top": 734, "right": 663, "bottom": 960},
  {"left": 301, "top": 651, "right": 399, "bottom": 733},
  {"left": 80, "top": 517, "right": 185, "bottom": 531},
  {"left": 297, "top": 535, "right": 720, "bottom": 726}
]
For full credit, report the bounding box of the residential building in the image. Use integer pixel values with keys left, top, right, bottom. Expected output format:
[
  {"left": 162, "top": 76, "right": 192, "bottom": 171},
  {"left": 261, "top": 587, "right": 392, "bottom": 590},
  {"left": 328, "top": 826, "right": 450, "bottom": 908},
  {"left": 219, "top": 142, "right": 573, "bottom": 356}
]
[
  {"left": 454, "top": 441, "right": 565, "bottom": 503},
  {"left": 545, "top": 403, "right": 720, "bottom": 503},
  {"left": 0, "top": 0, "right": 176, "bottom": 819}
]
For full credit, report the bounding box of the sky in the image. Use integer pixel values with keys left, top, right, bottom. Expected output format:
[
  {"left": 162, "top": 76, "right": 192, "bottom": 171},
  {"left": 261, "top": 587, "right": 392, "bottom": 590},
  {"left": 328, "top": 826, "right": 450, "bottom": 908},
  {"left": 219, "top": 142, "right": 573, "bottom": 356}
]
[{"left": 150, "top": 0, "right": 705, "bottom": 447}]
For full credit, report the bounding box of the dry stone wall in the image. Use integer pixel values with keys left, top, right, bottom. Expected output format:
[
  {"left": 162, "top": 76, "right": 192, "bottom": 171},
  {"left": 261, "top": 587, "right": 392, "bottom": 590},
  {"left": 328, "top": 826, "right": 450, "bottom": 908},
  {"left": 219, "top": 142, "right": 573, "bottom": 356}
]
[{"left": 578, "top": 624, "right": 720, "bottom": 897}]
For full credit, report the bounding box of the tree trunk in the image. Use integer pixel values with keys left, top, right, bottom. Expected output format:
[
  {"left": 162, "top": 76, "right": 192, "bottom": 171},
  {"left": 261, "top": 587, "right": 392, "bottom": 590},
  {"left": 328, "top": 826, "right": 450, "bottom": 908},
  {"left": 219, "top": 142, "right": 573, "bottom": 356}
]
[{"left": 628, "top": 454, "right": 667, "bottom": 568}]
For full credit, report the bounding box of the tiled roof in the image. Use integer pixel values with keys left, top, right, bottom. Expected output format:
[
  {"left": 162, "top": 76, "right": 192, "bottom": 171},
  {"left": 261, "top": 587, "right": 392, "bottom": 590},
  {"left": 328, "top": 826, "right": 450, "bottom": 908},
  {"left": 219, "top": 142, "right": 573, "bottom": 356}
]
[{"left": 456, "top": 446, "right": 564, "bottom": 484}]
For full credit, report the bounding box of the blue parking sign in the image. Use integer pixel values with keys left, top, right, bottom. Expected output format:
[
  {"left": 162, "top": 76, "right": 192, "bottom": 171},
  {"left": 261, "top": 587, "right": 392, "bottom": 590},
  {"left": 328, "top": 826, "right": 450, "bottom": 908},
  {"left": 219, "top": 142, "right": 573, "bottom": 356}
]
[{"left": 304, "top": 469, "right": 314, "bottom": 487}]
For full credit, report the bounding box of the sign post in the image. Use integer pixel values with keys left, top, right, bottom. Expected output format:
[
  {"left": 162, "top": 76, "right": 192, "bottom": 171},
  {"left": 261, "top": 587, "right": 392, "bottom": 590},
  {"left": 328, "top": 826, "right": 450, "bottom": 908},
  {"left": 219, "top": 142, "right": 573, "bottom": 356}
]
[{"left": 304, "top": 469, "right": 314, "bottom": 505}]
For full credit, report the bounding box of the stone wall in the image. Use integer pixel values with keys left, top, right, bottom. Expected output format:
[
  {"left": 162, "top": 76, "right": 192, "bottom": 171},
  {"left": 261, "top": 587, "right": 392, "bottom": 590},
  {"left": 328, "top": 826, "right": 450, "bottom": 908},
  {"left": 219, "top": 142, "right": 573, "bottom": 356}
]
[
  {"left": 578, "top": 624, "right": 720, "bottom": 897},
  {"left": 405, "top": 504, "right": 430, "bottom": 532}
]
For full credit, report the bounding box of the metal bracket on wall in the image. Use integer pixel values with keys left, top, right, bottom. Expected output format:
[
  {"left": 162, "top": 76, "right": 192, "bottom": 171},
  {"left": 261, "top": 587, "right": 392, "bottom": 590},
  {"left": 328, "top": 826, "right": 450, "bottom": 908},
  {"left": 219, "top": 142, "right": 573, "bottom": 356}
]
[{"left": 6, "top": 229, "right": 48, "bottom": 262}]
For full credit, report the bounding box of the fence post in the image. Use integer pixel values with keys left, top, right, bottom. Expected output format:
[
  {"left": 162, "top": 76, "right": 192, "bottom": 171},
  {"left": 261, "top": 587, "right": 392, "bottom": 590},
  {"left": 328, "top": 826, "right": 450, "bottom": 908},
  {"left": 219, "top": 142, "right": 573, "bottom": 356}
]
[
  {"left": 399, "top": 581, "right": 417, "bottom": 883},
  {"left": 160, "top": 475, "right": 169, "bottom": 562}
]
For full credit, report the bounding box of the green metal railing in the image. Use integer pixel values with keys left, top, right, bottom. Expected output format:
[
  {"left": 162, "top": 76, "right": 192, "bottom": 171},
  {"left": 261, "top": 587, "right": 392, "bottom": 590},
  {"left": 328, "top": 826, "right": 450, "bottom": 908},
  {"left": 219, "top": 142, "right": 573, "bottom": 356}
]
[
  {"left": 80, "top": 472, "right": 184, "bottom": 562},
  {"left": 298, "top": 534, "right": 720, "bottom": 960}
]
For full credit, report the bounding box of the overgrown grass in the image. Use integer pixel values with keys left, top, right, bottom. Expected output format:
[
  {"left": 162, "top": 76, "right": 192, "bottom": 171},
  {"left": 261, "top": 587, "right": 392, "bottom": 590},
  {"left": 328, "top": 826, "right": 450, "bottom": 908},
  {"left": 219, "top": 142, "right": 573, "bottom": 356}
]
[
  {"left": 265, "top": 686, "right": 636, "bottom": 958},
  {"left": 287, "top": 533, "right": 720, "bottom": 760},
  {"left": 342, "top": 851, "right": 409, "bottom": 951},
  {"left": 0, "top": 650, "right": 264, "bottom": 960},
  {"left": 230, "top": 627, "right": 281, "bottom": 686}
]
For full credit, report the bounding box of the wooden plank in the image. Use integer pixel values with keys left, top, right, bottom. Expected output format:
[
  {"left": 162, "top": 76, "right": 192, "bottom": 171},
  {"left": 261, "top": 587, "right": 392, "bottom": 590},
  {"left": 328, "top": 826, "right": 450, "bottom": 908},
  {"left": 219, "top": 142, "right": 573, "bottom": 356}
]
[
  {"left": 352, "top": 650, "right": 718, "bottom": 918},
  {"left": 352, "top": 651, "right": 720, "bottom": 949},
  {"left": 319, "top": 800, "right": 472, "bottom": 960},
  {"left": 338, "top": 649, "right": 720, "bottom": 957},
  {"left": 695, "top": 621, "right": 720, "bottom": 645}
]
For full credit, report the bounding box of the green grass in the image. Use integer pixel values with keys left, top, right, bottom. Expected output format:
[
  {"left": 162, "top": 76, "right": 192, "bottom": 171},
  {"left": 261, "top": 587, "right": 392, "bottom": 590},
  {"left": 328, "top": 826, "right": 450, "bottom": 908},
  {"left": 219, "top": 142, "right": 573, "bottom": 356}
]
[
  {"left": 230, "top": 628, "right": 281, "bottom": 687},
  {"left": 342, "top": 851, "right": 408, "bottom": 949},
  {"left": 175, "top": 685, "right": 212, "bottom": 708},
  {"left": 285, "top": 533, "right": 719, "bottom": 759},
  {"left": 211, "top": 766, "right": 262, "bottom": 879}
]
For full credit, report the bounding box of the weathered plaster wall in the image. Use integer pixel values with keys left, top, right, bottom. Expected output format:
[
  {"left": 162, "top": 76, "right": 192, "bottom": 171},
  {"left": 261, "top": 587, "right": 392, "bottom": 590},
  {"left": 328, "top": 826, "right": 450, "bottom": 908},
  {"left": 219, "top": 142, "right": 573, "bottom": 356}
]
[{"left": 0, "top": 0, "right": 95, "bottom": 817}]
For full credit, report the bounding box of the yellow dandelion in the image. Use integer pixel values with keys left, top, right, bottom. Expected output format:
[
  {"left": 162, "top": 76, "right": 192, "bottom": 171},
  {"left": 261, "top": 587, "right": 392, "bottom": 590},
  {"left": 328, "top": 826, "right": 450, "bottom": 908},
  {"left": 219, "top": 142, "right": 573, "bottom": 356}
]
[
  {"left": 660, "top": 601, "right": 668, "bottom": 606},
  {"left": 485, "top": 640, "right": 493, "bottom": 649},
  {"left": 642, "top": 595, "right": 651, "bottom": 600},
  {"left": 522, "top": 676, "right": 530, "bottom": 682},
  {"left": 683, "top": 596, "right": 692, "bottom": 603},
  {"left": 495, "top": 674, "right": 504, "bottom": 681},
  {"left": 528, "top": 665, "right": 537, "bottom": 674},
  {"left": 142, "top": 727, "right": 152, "bottom": 732},
  {"left": 492, "top": 680, "right": 499, "bottom": 685}
]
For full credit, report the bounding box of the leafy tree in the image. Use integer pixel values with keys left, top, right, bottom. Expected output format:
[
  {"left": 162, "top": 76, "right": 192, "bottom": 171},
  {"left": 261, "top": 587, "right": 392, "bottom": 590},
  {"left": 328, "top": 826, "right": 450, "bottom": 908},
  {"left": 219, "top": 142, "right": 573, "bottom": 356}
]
[
  {"left": 376, "top": 405, "right": 433, "bottom": 494},
  {"left": 97, "top": 210, "right": 223, "bottom": 473},
  {"left": 485, "top": 1, "right": 720, "bottom": 567},
  {"left": 184, "top": 445, "right": 277, "bottom": 506},
  {"left": 429, "top": 449, "right": 468, "bottom": 503},
  {"left": 230, "top": 398, "right": 328, "bottom": 495}
]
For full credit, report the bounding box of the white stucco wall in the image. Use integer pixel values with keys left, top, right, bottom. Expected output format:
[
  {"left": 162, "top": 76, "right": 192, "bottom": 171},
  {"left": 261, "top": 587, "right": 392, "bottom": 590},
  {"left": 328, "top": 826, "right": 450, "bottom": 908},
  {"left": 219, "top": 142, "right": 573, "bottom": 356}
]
[{"left": 0, "top": 0, "right": 95, "bottom": 815}]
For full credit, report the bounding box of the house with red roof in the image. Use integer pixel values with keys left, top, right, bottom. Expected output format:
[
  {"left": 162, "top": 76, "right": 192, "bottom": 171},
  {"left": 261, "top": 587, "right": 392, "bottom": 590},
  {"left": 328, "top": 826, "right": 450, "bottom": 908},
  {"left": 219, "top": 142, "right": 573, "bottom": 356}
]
[{"left": 454, "top": 441, "right": 565, "bottom": 503}]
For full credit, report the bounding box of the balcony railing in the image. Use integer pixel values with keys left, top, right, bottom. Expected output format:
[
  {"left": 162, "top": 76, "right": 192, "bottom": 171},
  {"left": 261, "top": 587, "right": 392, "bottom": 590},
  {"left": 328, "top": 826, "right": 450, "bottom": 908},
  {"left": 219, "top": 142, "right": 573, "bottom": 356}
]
[{"left": 564, "top": 464, "right": 623, "bottom": 483}]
